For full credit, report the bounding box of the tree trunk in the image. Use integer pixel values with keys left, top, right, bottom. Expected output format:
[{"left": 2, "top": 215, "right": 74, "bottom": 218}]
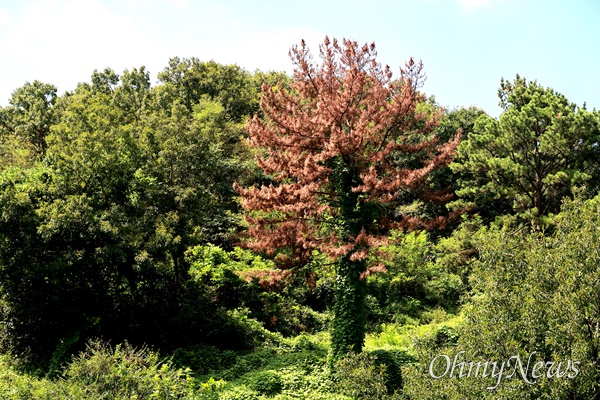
[{"left": 331, "top": 255, "right": 367, "bottom": 360}]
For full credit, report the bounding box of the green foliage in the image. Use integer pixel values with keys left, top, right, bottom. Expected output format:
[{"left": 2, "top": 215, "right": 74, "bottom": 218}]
[
  {"left": 0, "top": 80, "right": 58, "bottom": 155},
  {"left": 217, "top": 385, "right": 261, "bottom": 400},
  {"left": 171, "top": 344, "right": 238, "bottom": 376},
  {"left": 186, "top": 244, "right": 330, "bottom": 336},
  {"left": 185, "top": 331, "right": 343, "bottom": 399},
  {"left": 199, "top": 376, "right": 227, "bottom": 392},
  {"left": 156, "top": 57, "right": 286, "bottom": 122},
  {"left": 0, "top": 354, "right": 71, "bottom": 400},
  {"left": 0, "top": 166, "right": 96, "bottom": 367},
  {"left": 0, "top": 129, "right": 35, "bottom": 169},
  {"left": 402, "top": 195, "right": 600, "bottom": 399},
  {"left": 330, "top": 257, "right": 368, "bottom": 360},
  {"left": 187, "top": 244, "right": 276, "bottom": 281},
  {"left": 3, "top": 55, "right": 598, "bottom": 400},
  {"left": 367, "top": 324, "right": 415, "bottom": 349},
  {"left": 0, "top": 340, "right": 199, "bottom": 399},
  {"left": 0, "top": 61, "right": 264, "bottom": 369},
  {"left": 246, "top": 370, "right": 283, "bottom": 395},
  {"left": 396, "top": 104, "right": 488, "bottom": 237},
  {"left": 366, "top": 231, "right": 465, "bottom": 325},
  {"left": 368, "top": 349, "right": 404, "bottom": 394},
  {"left": 63, "top": 339, "right": 196, "bottom": 399},
  {"left": 432, "top": 215, "right": 484, "bottom": 280},
  {"left": 451, "top": 75, "right": 600, "bottom": 225},
  {"left": 46, "top": 333, "right": 80, "bottom": 378},
  {"left": 436, "top": 106, "right": 488, "bottom": 145},
  {"left": 365, "top": 314, "right": 461, "bottom": 354},
  {"left": 333, "top": 351, "right": 392, "bottom": 399}
]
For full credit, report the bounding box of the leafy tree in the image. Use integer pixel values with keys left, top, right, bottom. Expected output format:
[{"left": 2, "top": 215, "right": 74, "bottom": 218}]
[
  {"left": 0, "top": 65, "right": 257, "bottom": 369},
  {"left": 114, "top": 66, "right": 152, "bottom": 122},
  {"left": 0, "top": 165, "right": 123, "bottom": 368},
  {"left": 367, "top": 230, "right": 464, "bottom": 324},
  {"left": 402, "top": 194, "right": 600, "bottom": 399},
  {"left": 333, "top": 351, "right": 390, "bottom": 398},
  {"left": 0, "top": 81, "right": 57, "bottom": 153},
  {"left": 0, "top": 126, "right": 33, "bottom": 169},
  {"left": 236, "top": 37, "right": 459, "bottom": 358},
  {"left": 63, "top": 339, "right": 196, "bottom": 399},
  {"left": 156, "top": 58, "right": 290, "bottom": 124},
  {"left": 90, "top": 67, "right": 119, "bottom": 95},
  {"left": 0, "top": 77, "right": 150, "bottom": 364},
  {"left": 139, "top": 98, "right": 253, "bottom": 280},
  {"left": 158, "top": 58, "right": 259, "bottom": 122},
  {"left": 436, "top": 107, "right": 516, "bottom": 224},
  {"left": 48, "top": 65, "right": 253, "bottom": 283},
  {"left": 0, "top": 81, "right": 58, "bottom": 166},
  {"left": 451, "top": 75, "right": 600, "bottom": 226}
]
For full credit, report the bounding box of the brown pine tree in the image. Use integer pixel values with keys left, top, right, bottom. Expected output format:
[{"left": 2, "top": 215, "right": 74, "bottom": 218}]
[{"left": 235, "top": 37, "right": 459, "bottom": 358}]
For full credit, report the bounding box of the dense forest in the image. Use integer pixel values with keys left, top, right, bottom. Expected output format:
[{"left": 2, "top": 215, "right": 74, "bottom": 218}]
[{"left": 0, "top": 37, "right": 598, "bottom": 399}]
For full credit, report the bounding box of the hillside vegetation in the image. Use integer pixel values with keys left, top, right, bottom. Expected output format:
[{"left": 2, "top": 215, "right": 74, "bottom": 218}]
[{"left": 0, "top": 38, "right": 598, "bottom": 399}]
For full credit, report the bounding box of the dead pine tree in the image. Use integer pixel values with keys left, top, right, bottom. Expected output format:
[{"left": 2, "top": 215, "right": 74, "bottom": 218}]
[{"left": 235, "top": 36, "right": 460, "bottom": 360}]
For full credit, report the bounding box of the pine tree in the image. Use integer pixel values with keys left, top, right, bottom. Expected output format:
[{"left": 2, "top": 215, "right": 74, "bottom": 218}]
[
  {"left": 235, "top": 37, "right": 459, "bottom": 358},
  {"left": 451, "top": 75, "right": 600, "bottom": 226}
]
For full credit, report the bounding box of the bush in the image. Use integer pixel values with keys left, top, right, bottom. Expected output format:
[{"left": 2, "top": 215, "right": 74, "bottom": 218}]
[
  {"left": 366, "top": 231, "right": 466, "bottom": 325},
  {"left": 171, "top": 343, "right": 237, "bottom": 375},
  {"left": 366, "top": 323, "right": 412, "bottom": 349},
  {"left": 368, "top": 349, "right": 403, "bottom": 394},
  {"left": 187, "top": 244, "right": 331, "bottom": 337},
  {"left": 196, "top": 377, "right": 227, "bottom": 400},
  {"left": 402, "top": 195, "right": 600, "bottom": 399},
  {"left": 218, "top": 385, "right": 260, "bottom": 400},
  {"left": 333, "top": 352, "right": 390, "bottom": 399},
  {"left": 63, "top": 339, "right": 196, "bottom": 399},
  {"left": 0, "top": 354, "right": 72, "bottom": 400},
  {"left": 247, "top": 370, "right": 283, "bottom": 395}
]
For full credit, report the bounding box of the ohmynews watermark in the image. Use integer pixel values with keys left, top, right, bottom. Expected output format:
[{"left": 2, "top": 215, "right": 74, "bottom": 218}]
[{"left": 428, "top": 351, "right": 580, "bottom": 390}]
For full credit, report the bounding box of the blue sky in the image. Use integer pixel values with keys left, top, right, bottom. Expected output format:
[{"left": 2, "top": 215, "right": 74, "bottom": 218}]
[{"left": 0, "top": 0, "right": 598, "bottom": 117}]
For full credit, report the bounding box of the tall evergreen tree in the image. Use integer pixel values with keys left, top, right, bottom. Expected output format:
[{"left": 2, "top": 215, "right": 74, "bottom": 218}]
[
  {"left": 236, "top": 37, "right": 459, "bottom": 358},
  {"left": 451, "top": 75, "right": 600, "bottom": 225}
]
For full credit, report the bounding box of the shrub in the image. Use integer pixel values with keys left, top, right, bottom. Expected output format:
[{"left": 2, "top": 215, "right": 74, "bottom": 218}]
[
  {"left": 368, "top": 349, "right": 403, "bottom": 394},
  {"left": 402, "top": 196, "right": 600, "bottom": 399},
  {"left": 366, "top": 323, "right": 411, "bottom": 349},
  {"left": 333, "top": 352, "right": 389, "bottom": 399},
  {"left": 218, "top": 385, "right": 260, "bottom": 400},
  {"left": 171, "top": 344, "right": 238, "bottom": 375},
  {"left": 247, "top": 370, "right": 283, "bottom": 395},
  {"left": 0, "top": 354, "right": 76, "bottom": 399},
  {"left": 366, "top": 230, "right": 466, "bottom": 325},
  {"left": 63, "top": 339, "right": 196, "bottom": 399},
  {"left": 196, "top": 377, "right": 227, "bottom": 400}
]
